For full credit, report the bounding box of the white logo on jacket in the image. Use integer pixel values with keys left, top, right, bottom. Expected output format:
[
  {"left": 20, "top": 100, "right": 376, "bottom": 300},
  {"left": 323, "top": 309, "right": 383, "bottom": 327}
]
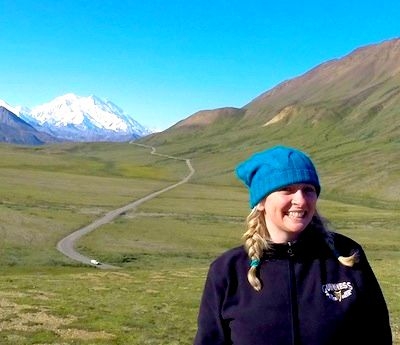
[{"left": 322, "top": 282, "right": 353, "bottom": 302}]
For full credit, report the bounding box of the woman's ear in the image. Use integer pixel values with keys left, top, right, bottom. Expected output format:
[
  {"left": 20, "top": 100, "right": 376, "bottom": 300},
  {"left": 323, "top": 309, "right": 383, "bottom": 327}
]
[{"left": 256, "top": 199, "right": 266, "bottom": 211}]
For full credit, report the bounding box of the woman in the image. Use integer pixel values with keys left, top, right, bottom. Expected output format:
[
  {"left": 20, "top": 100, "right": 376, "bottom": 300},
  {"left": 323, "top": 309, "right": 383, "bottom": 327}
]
[{"left": 193, "top": 145, "right": 392, "bottom": 345}]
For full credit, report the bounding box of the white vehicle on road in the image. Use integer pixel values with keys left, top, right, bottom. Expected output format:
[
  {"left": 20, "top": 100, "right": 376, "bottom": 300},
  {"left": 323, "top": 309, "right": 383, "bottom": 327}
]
[{"left": 90, "top": 259, "right": 100, "bottom": 265}]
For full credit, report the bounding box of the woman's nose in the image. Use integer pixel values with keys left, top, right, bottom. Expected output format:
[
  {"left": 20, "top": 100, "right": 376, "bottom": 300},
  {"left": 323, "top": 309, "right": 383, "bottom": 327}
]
[{"left": 292, "top": 189, "right": 306, "bottom": 205}]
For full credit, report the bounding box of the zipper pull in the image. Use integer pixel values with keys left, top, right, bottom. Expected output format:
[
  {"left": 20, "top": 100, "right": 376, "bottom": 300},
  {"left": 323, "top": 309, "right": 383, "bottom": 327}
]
[{"left": 287, "top": 241, "right": 294, "bottom": 256}]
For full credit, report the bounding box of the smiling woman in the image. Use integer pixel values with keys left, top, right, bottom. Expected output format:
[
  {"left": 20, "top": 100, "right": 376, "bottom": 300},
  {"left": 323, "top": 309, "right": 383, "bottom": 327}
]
[{"left": 193, "top": 145, "right": 392, "bottom": 345}]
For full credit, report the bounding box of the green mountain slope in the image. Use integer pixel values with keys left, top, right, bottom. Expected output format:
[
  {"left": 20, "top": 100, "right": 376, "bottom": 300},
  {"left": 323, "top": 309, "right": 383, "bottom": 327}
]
[{"left": 140, "top": 38, "right": 400, "bottom": 207}]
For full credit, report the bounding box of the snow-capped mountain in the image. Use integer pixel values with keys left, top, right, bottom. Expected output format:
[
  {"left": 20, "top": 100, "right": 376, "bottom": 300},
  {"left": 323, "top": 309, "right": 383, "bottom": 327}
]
[{"left": 11, "top": 94, "right": 152, "bottom": 142}]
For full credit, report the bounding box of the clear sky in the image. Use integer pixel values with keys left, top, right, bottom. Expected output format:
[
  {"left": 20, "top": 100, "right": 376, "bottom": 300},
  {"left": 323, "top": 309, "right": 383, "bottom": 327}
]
[{"left": 1, "top": 1, "right": 399, "bottom": 131}]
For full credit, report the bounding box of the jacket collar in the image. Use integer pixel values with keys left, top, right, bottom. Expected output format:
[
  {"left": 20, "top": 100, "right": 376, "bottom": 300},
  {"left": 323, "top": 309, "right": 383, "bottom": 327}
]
[{"left": 263, "top": 227, "right": 329, "bottom": 260}]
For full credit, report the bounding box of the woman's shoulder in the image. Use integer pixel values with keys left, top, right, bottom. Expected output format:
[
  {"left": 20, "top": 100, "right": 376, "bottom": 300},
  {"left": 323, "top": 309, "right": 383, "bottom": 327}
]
[
  {"left": 331, "top": 231, "right": 361, "bottom": 246},
  {"left": 330, "top": 231, "right": 365, "bottom": 257},
  {"left": 205, "top": 246, "right": 248, "bottom": 285}
]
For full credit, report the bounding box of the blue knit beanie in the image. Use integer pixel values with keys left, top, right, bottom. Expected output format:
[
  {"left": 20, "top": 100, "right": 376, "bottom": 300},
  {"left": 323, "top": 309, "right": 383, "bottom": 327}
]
[{"left": 235, "top": 145, "right": 321, "bottom": 208}]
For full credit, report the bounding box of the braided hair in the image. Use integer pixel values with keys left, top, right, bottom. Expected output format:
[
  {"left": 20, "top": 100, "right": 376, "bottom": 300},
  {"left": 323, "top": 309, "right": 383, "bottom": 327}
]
[{"left": 242, "top": 208, "right": 359, "bottom": 291}]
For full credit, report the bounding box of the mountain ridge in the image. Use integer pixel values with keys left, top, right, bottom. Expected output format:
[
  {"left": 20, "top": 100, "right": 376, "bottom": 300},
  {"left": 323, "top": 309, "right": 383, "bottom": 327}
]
[
  {"left": 141, "top": 37, "right": 400, "bottom": 205},
  {"left": 241, "top": 38, "right": 400, "bottom": 122},
  {"left": 155, "top": 37, "right": 398, "bottom": 134}
]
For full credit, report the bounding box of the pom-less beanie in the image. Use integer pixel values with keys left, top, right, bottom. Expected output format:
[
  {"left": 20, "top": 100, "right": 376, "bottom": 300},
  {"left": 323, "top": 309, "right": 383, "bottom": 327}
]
[{"left": 235, "top": 145, "right": 321, "bottom": 208}]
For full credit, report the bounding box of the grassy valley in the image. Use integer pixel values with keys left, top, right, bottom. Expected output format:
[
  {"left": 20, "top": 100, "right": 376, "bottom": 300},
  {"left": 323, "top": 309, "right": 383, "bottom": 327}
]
[{"left": 0, "top": 141, "right": 398, "bottom": 344}]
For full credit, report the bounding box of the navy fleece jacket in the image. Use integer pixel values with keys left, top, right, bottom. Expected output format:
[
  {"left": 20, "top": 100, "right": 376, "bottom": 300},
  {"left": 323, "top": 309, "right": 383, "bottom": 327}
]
[{"left": 193, "top": 229, "right": 392, "bottom": 345}]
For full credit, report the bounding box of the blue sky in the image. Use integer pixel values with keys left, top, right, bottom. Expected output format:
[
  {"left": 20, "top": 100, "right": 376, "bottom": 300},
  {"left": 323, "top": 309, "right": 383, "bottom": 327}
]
[{"left": 1, "top": 1, "right": 399, "bottom": 131}]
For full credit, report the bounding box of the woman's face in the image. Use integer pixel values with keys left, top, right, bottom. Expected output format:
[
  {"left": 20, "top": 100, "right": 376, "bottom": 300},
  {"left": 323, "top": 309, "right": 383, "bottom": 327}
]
[{"left": 257, "top": 183, "right": 318, "bottom": 243}]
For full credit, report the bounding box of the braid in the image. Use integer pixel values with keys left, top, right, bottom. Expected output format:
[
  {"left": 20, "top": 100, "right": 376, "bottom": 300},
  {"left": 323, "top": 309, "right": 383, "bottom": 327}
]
[
  {"left": 311, "top": 212, "right": 359, "bottom": 266},
  {"left": 242, "top": 208, "right": 359, "bottom": 291},
  {"left": 242, "top": 207, "right": 269, "bottom": 291},
  {"left": 242, "top": 209, "right": 359, "bottom": 291}
]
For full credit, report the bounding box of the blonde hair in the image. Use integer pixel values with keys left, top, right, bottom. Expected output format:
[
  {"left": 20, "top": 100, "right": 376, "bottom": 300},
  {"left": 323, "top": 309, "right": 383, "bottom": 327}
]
[{"left": 242, "top": 208, "right": 359, "bottom": 291}]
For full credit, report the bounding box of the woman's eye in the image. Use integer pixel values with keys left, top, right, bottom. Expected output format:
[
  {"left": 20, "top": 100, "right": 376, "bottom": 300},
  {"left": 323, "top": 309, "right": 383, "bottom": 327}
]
[
  {"left": 303, "top": 186, "right": 316, "bottom": 193},
  {"left": 277, "top": 185, "right": 316, "bottom": 194}
]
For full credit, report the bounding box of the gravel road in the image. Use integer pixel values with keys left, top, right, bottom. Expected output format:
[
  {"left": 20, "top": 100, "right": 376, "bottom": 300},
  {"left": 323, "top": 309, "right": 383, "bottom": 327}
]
[{"left": 56, "top": 143, "right": 195, "bottom": 269}]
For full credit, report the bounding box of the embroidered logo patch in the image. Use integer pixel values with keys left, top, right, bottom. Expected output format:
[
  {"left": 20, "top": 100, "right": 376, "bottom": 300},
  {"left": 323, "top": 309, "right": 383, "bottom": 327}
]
[{"left": 321, "top": 282, "right": 353, "bottom": 302}]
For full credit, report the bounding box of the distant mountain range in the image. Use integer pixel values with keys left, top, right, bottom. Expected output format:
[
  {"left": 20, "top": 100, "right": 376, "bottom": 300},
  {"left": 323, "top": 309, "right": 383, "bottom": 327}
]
[
  {"left": 0, "top": 94, "right": 152, "bottom": 144},
  {"left": 2, "top": 37, "right": 400, "bottom": 152}
]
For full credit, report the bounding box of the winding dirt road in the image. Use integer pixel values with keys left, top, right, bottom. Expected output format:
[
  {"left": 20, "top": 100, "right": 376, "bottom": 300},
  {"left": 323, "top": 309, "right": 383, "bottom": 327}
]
[{"left": 56, "top": 143, "right": 194, "bottom": 269}]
